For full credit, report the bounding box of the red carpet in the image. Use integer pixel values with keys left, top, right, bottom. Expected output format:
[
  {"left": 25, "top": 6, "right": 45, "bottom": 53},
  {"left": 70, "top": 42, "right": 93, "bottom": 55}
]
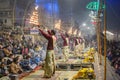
[{"left": 19, "top": 66, "right": 42, "bottom": 80}]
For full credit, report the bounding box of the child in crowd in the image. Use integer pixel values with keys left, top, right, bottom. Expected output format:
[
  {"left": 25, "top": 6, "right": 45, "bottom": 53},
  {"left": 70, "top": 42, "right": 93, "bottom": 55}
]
[
  {"left": 0, "top": 45, "right": 5, "bottom": 59},
  {"left": 3, "top": 46, "right": 12, "bottom": 57},
  {"left": 20, "top": 54, "right": 37, "bottom": 71},
  {"left": 32, "top": 55, "right": 42, "bottom": 65},
  {"left": 22, "top": 45, "right": 28, "bottom": 56},
  {"left": 9, "top": 57, "right": 23, "bottom": 74},
  {"left": 7, "top": 54, "right": 14, "bottom": 65},
  {"left": 0, "top": 62, "right": 9, "bottom": 77}
]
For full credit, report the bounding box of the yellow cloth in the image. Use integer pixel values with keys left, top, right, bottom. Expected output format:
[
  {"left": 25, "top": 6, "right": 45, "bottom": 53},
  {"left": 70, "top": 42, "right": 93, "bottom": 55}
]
[
  {"left": 72, "top": 68, "right": 94, "bottom": 79},
  {"left": 82, "top": 56, "right": 94, "bottom": 63},
  {"left": 35, "top": 46, "right": 41, "bottom": 51}
]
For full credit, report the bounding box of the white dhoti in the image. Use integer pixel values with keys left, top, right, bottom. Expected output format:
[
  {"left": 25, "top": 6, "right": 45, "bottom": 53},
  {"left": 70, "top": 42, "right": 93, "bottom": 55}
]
[
  {"left": 74, "top": 45, "right": 79, "bottom": 56},
  {"left": 62, "top": 46, "right": 69, "bottom": 61},
  {"left": 44, "top": 50, "right": 55, "bottom": 77},
  {"left": 79, "top": 44, "right": 83, "bottom": 54}
]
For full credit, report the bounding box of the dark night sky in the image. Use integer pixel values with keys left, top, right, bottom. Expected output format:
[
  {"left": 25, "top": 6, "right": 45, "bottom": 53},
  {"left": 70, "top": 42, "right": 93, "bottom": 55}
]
[
  {"left": 36, "top": 0, "right": 120, "bottom": 33},
  {"left": 58, "top": 0, "right": 120, "bottom": 33},
  {"left": 58, "top": 0, "right": 91, "bottom": 26},
  {"left": 107, "top": 0, "right": 120, "bottom": 33}
]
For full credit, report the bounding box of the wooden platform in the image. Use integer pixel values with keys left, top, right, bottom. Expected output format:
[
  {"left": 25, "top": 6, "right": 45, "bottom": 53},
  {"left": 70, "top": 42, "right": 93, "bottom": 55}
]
[
  {"left": 22, "top": 70, "right": 96, "bottom": 80},
  {"left": 56, "top": 59, "right": 94, "bottom": 71},
  {"left": 22, "top": 70, "right": 78, "bottom": 80}
]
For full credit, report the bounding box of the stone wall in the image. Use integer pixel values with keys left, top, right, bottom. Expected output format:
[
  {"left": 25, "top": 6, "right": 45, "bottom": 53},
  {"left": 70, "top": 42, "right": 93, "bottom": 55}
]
[{"left": 0, "top": 0, "right": 11, "bottom": 9}]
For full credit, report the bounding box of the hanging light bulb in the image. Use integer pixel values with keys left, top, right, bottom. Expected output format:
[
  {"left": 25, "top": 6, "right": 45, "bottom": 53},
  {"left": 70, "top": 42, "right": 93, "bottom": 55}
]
[{"left": 35, "top": 5, "right": 39, "bottom": 10}]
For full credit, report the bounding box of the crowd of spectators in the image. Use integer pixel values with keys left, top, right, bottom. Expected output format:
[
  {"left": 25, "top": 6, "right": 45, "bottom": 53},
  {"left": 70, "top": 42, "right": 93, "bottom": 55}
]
[
  {"left": 107, "top": 41, "right": 120, "bottom": 76},
  {"left": 0, "top": 32, "right": 46, "bottom": 79}
]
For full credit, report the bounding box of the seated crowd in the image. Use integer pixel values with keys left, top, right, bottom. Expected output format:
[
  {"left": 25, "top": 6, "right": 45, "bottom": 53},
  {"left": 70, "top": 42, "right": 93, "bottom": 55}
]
[
  {"left": 0, "top": 34, "right": 46, "bottom": 79},
  {"left": 107, "top": 41, "right": 120, "bottom": 76}
]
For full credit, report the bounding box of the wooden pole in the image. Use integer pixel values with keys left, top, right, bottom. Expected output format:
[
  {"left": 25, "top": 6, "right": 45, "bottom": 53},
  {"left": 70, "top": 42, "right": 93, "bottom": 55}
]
[
  {"left": 99, "top": 21, "right": 102, "bottom": 65},
  {"left": 96, "top": 23, "right": 100, "bottom": 59},
  {"left": 104, "top": 0, "right": 107, "bottom": 80},
  {"left": 13, "top": 0, "right": 16, "bottom": 30},
  {"left": 97, "top": 0, "right": 102, "bottom": 65}
]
